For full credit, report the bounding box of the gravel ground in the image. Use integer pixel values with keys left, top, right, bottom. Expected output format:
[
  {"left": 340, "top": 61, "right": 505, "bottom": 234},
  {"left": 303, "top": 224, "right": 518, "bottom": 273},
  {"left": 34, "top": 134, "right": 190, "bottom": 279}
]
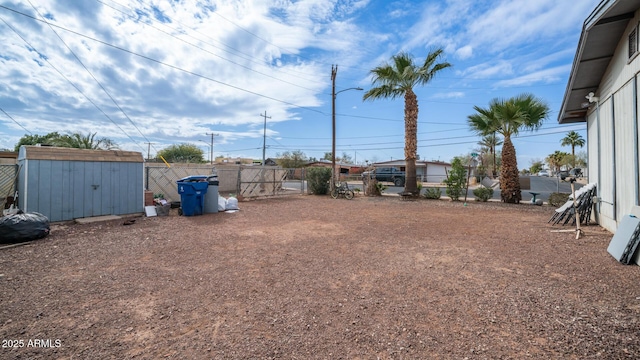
[{"left": 1, "top": 195, "right": 639, "bottom": 359}]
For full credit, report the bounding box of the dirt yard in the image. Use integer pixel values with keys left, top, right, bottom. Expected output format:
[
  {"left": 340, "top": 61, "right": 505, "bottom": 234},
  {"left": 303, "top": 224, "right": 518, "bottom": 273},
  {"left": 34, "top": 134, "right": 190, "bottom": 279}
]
[{"left": 1, "top": 195, "right": 638, "bottom": 359}]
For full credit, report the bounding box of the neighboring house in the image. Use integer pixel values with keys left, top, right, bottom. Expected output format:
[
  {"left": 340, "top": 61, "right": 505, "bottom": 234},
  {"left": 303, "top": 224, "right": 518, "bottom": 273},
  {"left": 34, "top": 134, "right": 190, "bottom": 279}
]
[
  {"left": 305, "top": 160, "right": 364, "bottom": 179},
  {"left": 558, "top": 0, "right": 640, "bottom": 233},
  {"left": 213, "top": 157, "right": 256, "bottom": 165},
  {"left": 372, "top": 160, "right": 452, "bottom": 183}
]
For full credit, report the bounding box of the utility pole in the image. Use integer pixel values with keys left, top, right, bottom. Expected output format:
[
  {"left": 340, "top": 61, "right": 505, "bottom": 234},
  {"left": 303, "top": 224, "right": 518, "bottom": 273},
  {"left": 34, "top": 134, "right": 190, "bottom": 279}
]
[
  {"left": 330, "top": 66, "right": 363, "bottom": 193},
  {"left": 331, "top": 65, "right": 337, "bottom": 192},
  {"left": 144, "top": 142, "right": 154, "bottom": 160},
  {"left": 205, "top": 133, "right": 218, "bottom": 165},
  {"left": 260, "top": 111, "right": 271, "bottom": 165}
]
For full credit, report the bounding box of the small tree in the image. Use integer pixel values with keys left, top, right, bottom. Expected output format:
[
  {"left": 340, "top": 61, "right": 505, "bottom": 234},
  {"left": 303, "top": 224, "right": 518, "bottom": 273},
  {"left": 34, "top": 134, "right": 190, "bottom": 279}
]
[
  {"left": 529, "top": 159, "right": 544, "bottom": 174},
  {"left": 444, "top": 157, "right": 467, "bottom": 201},
  {"left": 307, "top": 167, "right": 331, "bottom": 195},
  {"left": 53, "top": 132, "right": 118, "bottom": 150},
  {"left": 546, "top": 150, "right": 570, "bottom": 173},
  {"left": 157, "top": 143, "right": 205, "bottom": 163},
  {"left": 276, "top": 150, "right": 307, "bottom": 168},
  {"left": 14, "top": 132, "right": 63, "bottom": 151}
]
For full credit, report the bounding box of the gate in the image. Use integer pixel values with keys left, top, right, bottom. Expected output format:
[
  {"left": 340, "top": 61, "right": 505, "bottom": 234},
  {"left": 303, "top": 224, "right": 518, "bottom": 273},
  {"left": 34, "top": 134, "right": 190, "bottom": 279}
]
[{"left": 237, "top": 167, "right": 305, "bottom": 199}]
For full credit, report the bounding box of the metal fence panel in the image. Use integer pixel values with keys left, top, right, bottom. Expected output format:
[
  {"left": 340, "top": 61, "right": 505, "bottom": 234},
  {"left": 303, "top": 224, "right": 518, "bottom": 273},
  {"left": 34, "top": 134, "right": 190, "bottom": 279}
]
[
  {"left": 145, "top": 164, "right": 217, "bottom": 202},
  {"left": 145, "top": 164, "right": 306, "bottom": 202},
  {"left": 0, "top": 164, "right": 18, "bottom": 208}
]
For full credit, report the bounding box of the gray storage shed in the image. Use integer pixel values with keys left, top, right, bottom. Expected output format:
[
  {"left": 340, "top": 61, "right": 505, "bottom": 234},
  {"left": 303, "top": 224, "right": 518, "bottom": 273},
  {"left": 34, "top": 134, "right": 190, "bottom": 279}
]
[{"left": 17, "top": 146, "right": 144, "bottom": 222}]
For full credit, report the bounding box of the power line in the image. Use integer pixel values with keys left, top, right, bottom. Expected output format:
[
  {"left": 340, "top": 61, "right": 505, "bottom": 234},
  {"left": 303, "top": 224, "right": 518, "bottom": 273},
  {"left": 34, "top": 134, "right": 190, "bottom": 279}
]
[
  {"left": 276, "top": 126, "right": 471, "bottom": 140},
  {"left": 0, "top": 5, "right": 327, "bottom": 116},
  {"left": 0, "top": 14, "right": 145, "bottom": 152},
  {"left": 95, "top": 0, "right": 319, "bottom": 92},
  {"left": 265, "top": 125, "right": 587, "bottom": 152},
  {"left": 98, "top": 0, "right": 325, "bottom": 85},
  {"left": 26, "top": 0, "right": 149, "bottom": 154},
  {"left": 0, "top": 107, "right": 32, "bottom": 135}
]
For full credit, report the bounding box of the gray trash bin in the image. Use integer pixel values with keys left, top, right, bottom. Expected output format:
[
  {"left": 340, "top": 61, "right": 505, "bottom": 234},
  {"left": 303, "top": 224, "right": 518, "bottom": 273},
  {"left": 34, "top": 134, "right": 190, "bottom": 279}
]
[{"left": 204, "top": 176, "right": 219, "bottom": 213}]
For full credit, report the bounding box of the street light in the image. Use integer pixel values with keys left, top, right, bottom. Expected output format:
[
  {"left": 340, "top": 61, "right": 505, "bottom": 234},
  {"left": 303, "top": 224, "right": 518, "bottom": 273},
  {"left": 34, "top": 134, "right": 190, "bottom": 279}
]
[
  {"left": 331, "top": 83, "right": 363, "bottom": 192},
  {"left": 199, "top": 140, "right": 211, "bottom": 164}
]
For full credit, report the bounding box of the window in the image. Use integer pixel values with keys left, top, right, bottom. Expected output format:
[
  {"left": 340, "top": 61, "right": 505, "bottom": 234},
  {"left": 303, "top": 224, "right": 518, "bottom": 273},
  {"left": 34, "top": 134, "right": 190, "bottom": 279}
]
[{"left": 630, "top": 26, "right": 638, "bottom": 59}]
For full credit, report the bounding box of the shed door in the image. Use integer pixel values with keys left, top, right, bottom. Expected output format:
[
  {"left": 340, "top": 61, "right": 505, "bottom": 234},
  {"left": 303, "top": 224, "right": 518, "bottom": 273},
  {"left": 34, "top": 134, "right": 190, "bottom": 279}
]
[{"left": 81, "top": 161, "right": 119, "bottom": 217}]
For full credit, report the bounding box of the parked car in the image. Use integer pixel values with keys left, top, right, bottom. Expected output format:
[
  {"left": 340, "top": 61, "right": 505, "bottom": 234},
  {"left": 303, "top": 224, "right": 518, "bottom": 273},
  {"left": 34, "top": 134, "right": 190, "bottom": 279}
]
[
  {"left": 569, "top": 168, "right": 583, "bottom": 178},
  {"left": 362, "top": 167, "right": 405, "bottom": 186},
  {"left": 537, "top": 170, "right": 549, "bottom": 177},
  {"left": 559, "top": 170, "right": 569, "bottom": 180},
  {"left": 559, "top": 168, "right": 583, "bottom": 180}
]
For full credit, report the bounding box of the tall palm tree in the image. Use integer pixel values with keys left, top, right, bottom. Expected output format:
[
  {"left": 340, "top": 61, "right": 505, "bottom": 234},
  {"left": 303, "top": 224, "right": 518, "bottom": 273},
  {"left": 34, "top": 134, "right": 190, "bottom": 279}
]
[
  {"left": 363, "top": 49, "right": 451, "bottom": 195},
  {"left": 53, "top": 132, "right": 118, "bottom": 150},
  {"left": 477, "top": 133, "right": 503, "bottom": 178},
  {"left": 468, "top": 93, "right": 550, "bottom": 203},
  {"left": 560, "top": 131, "right": 585, "bottom": 167}
]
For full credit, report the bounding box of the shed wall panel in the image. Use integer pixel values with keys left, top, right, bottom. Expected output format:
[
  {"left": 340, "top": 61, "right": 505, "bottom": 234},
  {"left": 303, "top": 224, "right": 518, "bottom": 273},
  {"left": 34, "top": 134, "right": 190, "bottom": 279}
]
[
  {"left": 71, "top": 161, "right": 84, "bottom": 219},
  {"left": 18, "top": 155, "right": 143, "bottom": 221},
  {"left": 61, "top": 161, "right": 73, "bottom": 221},
  {"left": 50, "top": 161, "right": 63, "bottom": 220}
]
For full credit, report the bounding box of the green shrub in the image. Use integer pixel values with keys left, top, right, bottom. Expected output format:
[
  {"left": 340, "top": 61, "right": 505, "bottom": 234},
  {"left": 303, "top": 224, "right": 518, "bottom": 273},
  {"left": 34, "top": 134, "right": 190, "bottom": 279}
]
[
  {"left": 307, "top": 167, "right": 331, "bottom": 195},
  {"left": 376, "top": 182, "right": 388, "bottom": 193},
  {"left": 548, "top": 192, "right": 570, "bottom": 207},
  {"left": 444, "top": 158, "right": 467, "bottom": 201},
  {"left": 473, "top": 186, "right": 494, "bottom": 202},
  {"left": 423, "top": 187, "right": 441, "bottom": 199}
]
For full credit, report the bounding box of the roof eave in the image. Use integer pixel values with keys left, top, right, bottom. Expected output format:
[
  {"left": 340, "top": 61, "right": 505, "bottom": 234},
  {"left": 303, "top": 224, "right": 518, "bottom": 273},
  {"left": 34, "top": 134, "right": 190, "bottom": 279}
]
[{"left": 558, "top": 0, "right": 636, "bottom": 124}]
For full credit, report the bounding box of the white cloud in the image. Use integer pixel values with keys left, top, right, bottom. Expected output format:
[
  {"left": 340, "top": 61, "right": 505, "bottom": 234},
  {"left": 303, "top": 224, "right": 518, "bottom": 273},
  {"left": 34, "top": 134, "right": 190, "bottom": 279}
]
[
  {"left": 455, "top": 45, "right": 473, "bottom": 60},
  {"left": 494, "top": 64, "right": 571, "bottom": 87},
  {"left": 432, "top": 92, "right": 465, "bottom": 99},
  {"left": 459, "top": 60, "right": 514, "bottom": 79}
]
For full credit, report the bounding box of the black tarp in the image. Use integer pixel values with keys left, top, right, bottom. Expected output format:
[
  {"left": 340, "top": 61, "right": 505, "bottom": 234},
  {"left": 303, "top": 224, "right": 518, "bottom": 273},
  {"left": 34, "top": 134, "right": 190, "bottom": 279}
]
[{"left": 0, "top": 212, "right": 50, "bottom": 244}]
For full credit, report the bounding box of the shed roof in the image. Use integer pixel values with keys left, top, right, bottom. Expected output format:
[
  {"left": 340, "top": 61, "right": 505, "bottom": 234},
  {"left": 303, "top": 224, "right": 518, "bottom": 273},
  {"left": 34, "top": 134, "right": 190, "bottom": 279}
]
[
  {"left": 18, "top": 146, "right": 144, "bottom": 162},
  {"left": 558, "top": 0, "right": 638, "bottom": 123}
]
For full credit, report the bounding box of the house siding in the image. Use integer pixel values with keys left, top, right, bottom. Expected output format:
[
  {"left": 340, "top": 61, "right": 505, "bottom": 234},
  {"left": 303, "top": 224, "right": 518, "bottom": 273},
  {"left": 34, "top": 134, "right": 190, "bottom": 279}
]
[{"left": 589, "top": 9, "right": 640, "bottom": 232}]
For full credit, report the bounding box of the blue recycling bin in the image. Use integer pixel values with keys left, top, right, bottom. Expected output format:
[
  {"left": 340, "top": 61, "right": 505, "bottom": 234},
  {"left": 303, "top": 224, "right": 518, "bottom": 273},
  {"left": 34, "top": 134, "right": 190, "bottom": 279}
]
[{"left": 177, "top": 176, "right": 209, "bottom": 216}]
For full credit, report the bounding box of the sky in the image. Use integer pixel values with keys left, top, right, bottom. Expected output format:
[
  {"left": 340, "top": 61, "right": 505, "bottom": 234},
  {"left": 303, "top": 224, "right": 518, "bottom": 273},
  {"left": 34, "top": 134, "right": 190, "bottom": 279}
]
[{"left": 0, "top": 0, "right": 600, "bottom": 168}]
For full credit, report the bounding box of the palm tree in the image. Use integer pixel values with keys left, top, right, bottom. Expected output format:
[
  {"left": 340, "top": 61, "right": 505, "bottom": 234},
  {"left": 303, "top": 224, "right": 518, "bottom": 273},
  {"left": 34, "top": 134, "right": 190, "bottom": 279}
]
[
  {"left": 468, "top": 93, "right": 550, "bottom": 203},
  {"left": 53, "top": 132, "right": 118, "bottom": 150},
  {"left": 477, "top": 134, "right": 503, "bottom": 178},
  {"left": 363, "top": 49, "right": 451, "bottom": 195},
  {"left": 560, "top": 131, "right": 585, "bottom": 167},
  {"left": 546, "top": 150, "right": 569, "bottom": 174}
]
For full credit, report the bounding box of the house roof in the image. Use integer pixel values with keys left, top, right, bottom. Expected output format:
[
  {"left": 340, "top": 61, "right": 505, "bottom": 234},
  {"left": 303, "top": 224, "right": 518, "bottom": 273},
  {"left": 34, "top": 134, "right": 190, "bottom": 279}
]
[
  {"left": 558, "top": 0, "right": 638, "bottom": 124},
  {"left": 306, "top": 160, "right": 362, "bottom": 167},
  {"left": 372, "top": 160, "right": 452, "bottom": 167}
]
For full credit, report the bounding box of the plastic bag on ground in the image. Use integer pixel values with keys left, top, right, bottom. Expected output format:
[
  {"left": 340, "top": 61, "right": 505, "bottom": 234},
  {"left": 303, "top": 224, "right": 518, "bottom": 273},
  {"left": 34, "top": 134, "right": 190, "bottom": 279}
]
[
  {"left": 225, "top": 197, "right": 239, "bottom": 211},
  {"left": 218, "top": 196, "right": 227, "bottom": 212},
  {"left": 0, "top": 212, "right": 50, "bottom": 244}
]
